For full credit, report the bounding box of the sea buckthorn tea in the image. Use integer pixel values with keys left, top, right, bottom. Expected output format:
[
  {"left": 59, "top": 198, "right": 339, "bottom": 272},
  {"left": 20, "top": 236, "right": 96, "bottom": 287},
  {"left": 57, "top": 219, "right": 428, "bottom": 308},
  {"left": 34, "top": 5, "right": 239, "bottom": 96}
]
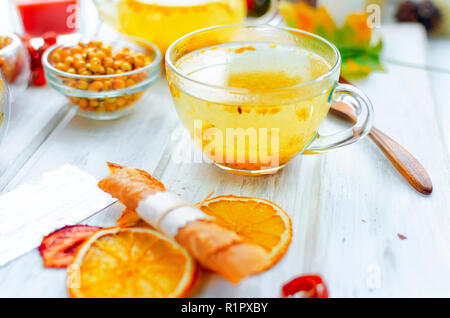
[
  {"left": 97, "top": 0, "right": 246, "bottom": 53},
  {"left": 166, "top": 25, "right": 374, "bottom": 175},
  {"left": 170, "top": 43, "right": 332, "bottom": 173}
]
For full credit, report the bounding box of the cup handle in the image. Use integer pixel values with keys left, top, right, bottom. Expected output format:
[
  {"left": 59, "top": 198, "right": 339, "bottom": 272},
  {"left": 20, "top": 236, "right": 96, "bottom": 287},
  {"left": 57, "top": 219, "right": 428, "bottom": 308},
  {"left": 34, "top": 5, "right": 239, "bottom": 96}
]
[
  {"left": 304, "top": 83, "right": 374, "bottom": 154},
  {"left": 247, "top": 0, "right": 282, "bottom": 25}
]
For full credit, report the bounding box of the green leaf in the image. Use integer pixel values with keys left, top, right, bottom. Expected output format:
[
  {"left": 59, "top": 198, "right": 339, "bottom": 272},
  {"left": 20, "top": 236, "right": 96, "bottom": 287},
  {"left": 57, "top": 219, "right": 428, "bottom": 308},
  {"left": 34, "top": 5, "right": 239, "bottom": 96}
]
[{"left": 338, "top": 38, "right": 384, "bottom": 80}]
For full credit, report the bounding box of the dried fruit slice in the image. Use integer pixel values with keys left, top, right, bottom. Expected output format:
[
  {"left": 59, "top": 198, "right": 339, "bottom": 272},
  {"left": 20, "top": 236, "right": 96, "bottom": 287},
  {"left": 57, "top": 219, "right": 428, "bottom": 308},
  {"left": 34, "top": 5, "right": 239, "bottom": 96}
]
[
  {"left": 68, "top": 227, "right": 196, "bottom": 298},
  {"left": 39, "top": 225, "right": 101, "bottom": 268},
  {"left": 195, "top": 195, "right": 292, "bottom": 269},
  {"left": 282, "top": 274, "right": 329, "bottom": 298}
]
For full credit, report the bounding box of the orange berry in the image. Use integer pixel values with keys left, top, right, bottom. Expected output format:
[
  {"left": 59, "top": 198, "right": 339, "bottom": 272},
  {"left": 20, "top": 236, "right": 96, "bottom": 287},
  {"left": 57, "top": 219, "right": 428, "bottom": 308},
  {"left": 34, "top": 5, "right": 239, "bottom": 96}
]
[
  {"left": 89, "top": 99, "right": 99, "bottom": 107},
  {"left": 103, "top": 80, "right": 112, "bottom": 90},
  {"left": 106, "top": 103, "right": 118, "bottom": 112},
  {"left": 103, "top": 57, "right": 114, "bottom": 68},
  {"left": 89, "top": 81, "right": 103, "bottom": 92},
  {"left": 78, "top": 98, "right": 88, "bottom": 109},
  {"left": 64, "top": 56, "right": 74, "bottom": 66},
  {"left": 126, "top": 79, "right": 135, "bottom": 87},
  {"left": 55, "top": 63, "right": 69, "bottom": 71},
  {"left": 51, "top": 53, "right": 61, "bottom": 63},
  {"left": 75, "top": 60, "right": 86, "bottom": 69},
  {"left": 113, "top": 60, "right": 123, "bottom": 69},
  {"left": 71, "top": 46, "right": 82, "bottom": 54},
  {"left": 116, "top": 97, "right": 126, "bottom": 107},
  {"left": 89, "top": 63, "right": 102, "bottom": 73},
  {"left": 121, "top": 62, "right": 132, "bottom": 72},
  {"left": 113, "top": 79, "right": 126, "bottom": 90},
  {"left": 77, "top": 80, "right": 89, "bottom": 90}
]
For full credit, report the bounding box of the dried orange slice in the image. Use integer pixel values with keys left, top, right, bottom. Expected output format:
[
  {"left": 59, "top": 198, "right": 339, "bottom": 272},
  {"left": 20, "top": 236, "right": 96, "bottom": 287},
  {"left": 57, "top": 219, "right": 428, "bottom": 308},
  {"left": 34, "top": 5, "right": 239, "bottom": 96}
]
[
  {"left": 116, "top": 208, "right": 141, "bottom": 227},
  {"left": 68, "top": 227, "right": 196, "bottom": 298},
  {"left": 196, "top": 195, "right": 292, "bottom": 269}
]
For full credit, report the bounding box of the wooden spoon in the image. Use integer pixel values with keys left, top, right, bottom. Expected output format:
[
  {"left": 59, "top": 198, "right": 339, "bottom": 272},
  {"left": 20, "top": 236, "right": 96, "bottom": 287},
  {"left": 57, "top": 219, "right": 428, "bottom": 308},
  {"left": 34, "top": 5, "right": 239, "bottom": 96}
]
[{"left": 330, "top": 78, "right": 433, "bottom": 195}]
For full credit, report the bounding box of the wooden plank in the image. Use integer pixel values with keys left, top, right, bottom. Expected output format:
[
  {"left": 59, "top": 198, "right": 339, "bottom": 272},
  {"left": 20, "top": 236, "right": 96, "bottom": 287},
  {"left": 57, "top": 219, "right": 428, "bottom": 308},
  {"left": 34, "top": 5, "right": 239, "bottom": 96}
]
[
  {"left": 428, "top": 37, "right": 450, "bottom": 168},
  {"left": 0, "top": 24, "right": 449, "bottom": 298},
  {"left": 0, "top": 88, "right": 70, "bottom": 190}
]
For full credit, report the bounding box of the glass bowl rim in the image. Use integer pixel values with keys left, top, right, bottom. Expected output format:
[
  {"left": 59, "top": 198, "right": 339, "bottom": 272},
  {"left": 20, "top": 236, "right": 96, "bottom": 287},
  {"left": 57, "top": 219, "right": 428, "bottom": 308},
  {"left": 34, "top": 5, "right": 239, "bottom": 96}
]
[
  {"left": 0, "top": 33, "right": 23, "bottom": 57},
  {"left": 165, "top": 24, "right": 341, "bottom": 93},
  {"left": 42, "top": 35, "right": 162, "bottom": 80},
  {"left": 0, "top": 73, "right": 10, "bottom": 146}
]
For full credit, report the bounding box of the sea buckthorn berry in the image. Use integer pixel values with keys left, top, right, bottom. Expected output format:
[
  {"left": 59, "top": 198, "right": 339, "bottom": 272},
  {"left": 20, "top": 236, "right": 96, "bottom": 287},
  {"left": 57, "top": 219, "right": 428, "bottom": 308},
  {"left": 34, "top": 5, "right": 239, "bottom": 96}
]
[
  {"left": 90, "top": 63, "right": 102, "bottom": 73},
  {"left": 103, "top": 57, "right": 114, "bottom": 68},
  {"left": 0, "top": 36, "right": 12, "bottom": 49},
  {"left": 116, "top": 97, "right": 126, "bottom": 107},
  {"left": 77, "top": 80, "right": 88, "bottom": 90},
  {"left": 89, "top": 81, "right": 103, "bottom": 92},
  {"left": 75, "top": 60, "right": 86, "bottom": 69},
  {"left": 97, "top": 65, "right": 106, "bottom": 74},
  {"left": 89, "top": 99, "right": 99, "bottom": 107},
  {"left": 65, "top": 79, "right": 77, "bottom": 87},
  {"left": 73, "top": 52, "right": 83, "bottom": 59},
  {"left": 55, "top": 62, "right": 69, "bottom": 71},
  {"left": 78, "top": 68, "right": 91, "bottom": 76},
  {"left": 121, "top": 62, "right": 132, "bottom": 72},
  {"left": 113, "top": 60, "right": 123, "bottom": 69},
  {"left": 51, "top": 53, "right": 61, "bottom": 63},
  {"left": 78, "top": 98, "right": 88, "bottom": 109},
  {"left": 96, "top": 105, "right": 106, "bottom": 113},
  {"left": 126, "top": 79, "right": 135, "bottom": 87},
  {"left": 90, "top": 57, "right": 100, "bottom": 65},
  {"left": 113, "top": 79, "right": 126, "bottom": 90},
  {"left": 96, "top": 51, "right": 106, "bottom": 61},
  {"left": 103, "top": 80, "right": 112, "bottom": 90},
  {"left": 106, "top": 103, "right": 118, "bottom": 112},
  {"left": 71, "top": 47, "right": 82, "bottom": 54}
]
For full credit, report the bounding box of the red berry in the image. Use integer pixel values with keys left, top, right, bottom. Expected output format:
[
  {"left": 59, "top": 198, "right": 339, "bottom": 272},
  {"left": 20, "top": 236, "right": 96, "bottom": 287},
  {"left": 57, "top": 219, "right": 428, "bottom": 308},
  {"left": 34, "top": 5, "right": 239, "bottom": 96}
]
[
  {"left": 42, "top": 32, "right": 58, "bottom": 46},
  {"left": 32, "top": 67, "right": 46, "bottom": 86},
  {"left": 20, "top": 33, "right": 55, "bottom": 86}
]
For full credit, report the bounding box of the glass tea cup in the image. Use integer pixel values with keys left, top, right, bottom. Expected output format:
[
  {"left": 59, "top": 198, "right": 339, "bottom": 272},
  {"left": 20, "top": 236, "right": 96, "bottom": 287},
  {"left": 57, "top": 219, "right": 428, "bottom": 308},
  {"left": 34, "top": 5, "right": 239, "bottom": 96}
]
[{"left": 166, "top": 25, "right": 374, "bottom": 175}]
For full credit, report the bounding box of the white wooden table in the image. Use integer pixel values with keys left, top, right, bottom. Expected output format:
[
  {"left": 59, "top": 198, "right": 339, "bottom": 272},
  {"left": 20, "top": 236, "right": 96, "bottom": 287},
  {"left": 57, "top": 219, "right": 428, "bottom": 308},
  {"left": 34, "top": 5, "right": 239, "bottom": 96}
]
[{"left": 0, "top": 22, "right": 449, "bottom": 298}]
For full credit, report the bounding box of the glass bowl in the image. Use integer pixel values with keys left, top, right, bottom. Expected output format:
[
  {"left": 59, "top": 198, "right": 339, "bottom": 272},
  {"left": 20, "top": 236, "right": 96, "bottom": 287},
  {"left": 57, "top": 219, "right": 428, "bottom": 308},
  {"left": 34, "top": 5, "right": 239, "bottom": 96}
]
[
  {"left": 0, "top": 73, "right": 11, "bottom": 146},
  {"left": 42, "top": 36, "right": 162, "bottom": 120},
  {"left": 0, "top": 33, "right": 30, "bottom": 102}
]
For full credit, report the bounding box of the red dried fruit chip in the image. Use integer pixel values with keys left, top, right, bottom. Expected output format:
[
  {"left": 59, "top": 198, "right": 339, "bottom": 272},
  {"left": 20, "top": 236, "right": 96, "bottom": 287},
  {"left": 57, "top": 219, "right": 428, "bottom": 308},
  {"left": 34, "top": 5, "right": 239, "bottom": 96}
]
[
  {"left": 398, "top": 233, "right": 407, "bottom": 240},
  {"left": 38, "top": 225, "right": 101, "bottom": 268},
  {"left": 282, "top": 274, "right": 329, "bottom": 298}
]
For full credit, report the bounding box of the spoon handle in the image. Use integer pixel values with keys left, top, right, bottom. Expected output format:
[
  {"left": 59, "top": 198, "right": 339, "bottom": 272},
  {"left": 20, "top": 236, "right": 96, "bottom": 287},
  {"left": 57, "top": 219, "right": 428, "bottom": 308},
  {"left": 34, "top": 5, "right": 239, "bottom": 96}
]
[
  {"left": 337, "top": 77, "right": 433, "bottom": 195},
  {"left": 369, "top": 127, "right": 433, "bottom": 194}
]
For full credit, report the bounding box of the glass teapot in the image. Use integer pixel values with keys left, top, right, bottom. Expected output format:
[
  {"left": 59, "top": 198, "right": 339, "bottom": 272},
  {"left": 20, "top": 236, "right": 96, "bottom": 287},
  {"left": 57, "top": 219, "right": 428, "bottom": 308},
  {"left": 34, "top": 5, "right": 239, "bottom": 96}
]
[{"left": 93, "top": 0, "right": 278, "bottom": 53}]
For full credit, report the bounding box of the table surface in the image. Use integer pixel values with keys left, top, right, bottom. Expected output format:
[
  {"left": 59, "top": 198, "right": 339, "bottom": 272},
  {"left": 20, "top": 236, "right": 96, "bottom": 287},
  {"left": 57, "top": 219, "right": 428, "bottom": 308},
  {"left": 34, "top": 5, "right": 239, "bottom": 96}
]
[{"left": 0, "top": 21, "right": 449, "bottom": 297}]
